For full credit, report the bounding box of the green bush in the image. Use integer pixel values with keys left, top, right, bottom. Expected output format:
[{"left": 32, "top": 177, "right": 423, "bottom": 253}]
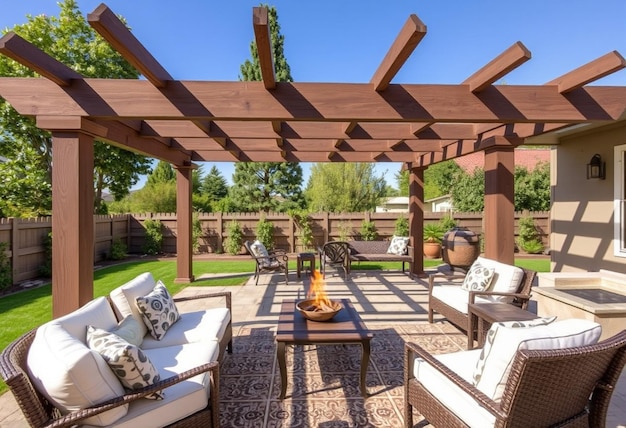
[
  {"left": 192, "top": 212, "right": 203, "bottom": 253},
  {"left": 290, "top": 210, "right": 313, "bottom": 251},
  {"left": 338, "top": 221, "right": 353, "bottom": 241},
  {"left": 39, "top": 232, "right": 53, "bottom": 277},
  {"left": 142, "top": 219, "right": 163, "bottom": 255},
  {"left": 224, "top": 220, "right": 243, "bottom": 255},
  {"left": 110, "top": 238, "right": 127, "bottom": 261},
  {"left": 360, "top": 220, "right": 377, "bottom": 241},
  {"left": 0, "top": 242, "right": 11, "bottom": 291},
  {"left": 423, "top": 223, "right": 446, "bottom": 243},
  {"left": 440, "top": 212, "right": 458, "bottom": 231},
  {"left": 394, "top": 216, "right": 409, "bottom": 237},
  {"left": 517, "top": 215, "right": 544, "bottom": 254},
  {"left": 256, "top": 216, "right": 274, "bottom": 249}
]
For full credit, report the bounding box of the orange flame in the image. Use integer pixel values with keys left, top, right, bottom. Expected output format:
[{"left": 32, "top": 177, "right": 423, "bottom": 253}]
[{"left": 308, "top": 270, "right": 331, "bottom": 308}]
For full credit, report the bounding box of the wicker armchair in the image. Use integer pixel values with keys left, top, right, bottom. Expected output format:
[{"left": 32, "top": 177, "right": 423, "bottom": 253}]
[
  {"left": 405, "top": 329, "right": 626, "bottom": 428},
  {"left": 0, "top": 329, "right": 220, "bottom": 428},
  {"left": 244, "top": 240, "right": 289, "bottom": 285},
  {"left": 428, "top": 257, "right": 536, "bottom": 336}
]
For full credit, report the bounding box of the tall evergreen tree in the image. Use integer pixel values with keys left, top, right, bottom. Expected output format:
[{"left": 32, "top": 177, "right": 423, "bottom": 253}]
[
  {"left": 201, "top": 166, "right": 229, "bottom": 201},
  {"left": 232, "top": 4, "right": 303, "bottom": 212},
  {"left": 0, "top": 0, "right": 151, "bottom": 216}
]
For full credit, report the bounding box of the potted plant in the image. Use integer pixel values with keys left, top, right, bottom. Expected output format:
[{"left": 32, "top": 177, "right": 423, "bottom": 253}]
[{"left": 423, "top": 222, "right": 445, "bottom": 258}]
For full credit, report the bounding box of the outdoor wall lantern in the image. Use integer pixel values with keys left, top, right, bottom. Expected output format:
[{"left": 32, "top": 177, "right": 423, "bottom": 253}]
[{"left": 587, "top": 154, "right": 606, "bottom": 180}]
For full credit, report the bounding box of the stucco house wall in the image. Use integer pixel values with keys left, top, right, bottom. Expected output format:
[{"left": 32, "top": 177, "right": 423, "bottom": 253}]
[{"left": 551, "top": 121, "right": 626, "bottom": 272}]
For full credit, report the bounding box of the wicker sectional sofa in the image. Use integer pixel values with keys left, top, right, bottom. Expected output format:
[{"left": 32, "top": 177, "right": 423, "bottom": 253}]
[
  {"left": 347, "top": 239, "right": 413, "bottom": 273},
  {"left": 1, "top": 272, "right": 231, "bottom": 428}
]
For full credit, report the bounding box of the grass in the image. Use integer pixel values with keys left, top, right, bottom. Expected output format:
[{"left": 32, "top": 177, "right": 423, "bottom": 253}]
[{"left": 0, "top": 256, "right": 550, "bottom": 395}]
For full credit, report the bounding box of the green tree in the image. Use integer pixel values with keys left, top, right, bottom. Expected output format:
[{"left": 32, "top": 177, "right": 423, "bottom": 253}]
[
  {"left": 394, "top": 160, "right": 462, "bottom": 200},
  {"left": 306, "top": 163, "right": 386, "bottom": 212},
  {"left": 450, "top": 167, "right": 485, "bottom": 212},
  {"left": 230, "top": 162, "right": 304, "bottom": 212},
  {"left": 201, "top": 166, "right": 229, "bottom": 202},
  {"left": 234, "top": 5, "right": 302, "bottom": 212},
  {"left": 146, "top": 161, "right": 176, "bottom": 186},
  {"left": 0, "top": 0, "right": 151, "bottom": 216},
  {"left": 239, "top": 5, "right": 292, "bottom": 82}
]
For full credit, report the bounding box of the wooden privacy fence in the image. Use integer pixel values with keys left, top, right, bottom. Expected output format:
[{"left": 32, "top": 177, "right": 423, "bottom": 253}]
[{"left": 0, "top": 211, "right": 549, "bottom": 285}]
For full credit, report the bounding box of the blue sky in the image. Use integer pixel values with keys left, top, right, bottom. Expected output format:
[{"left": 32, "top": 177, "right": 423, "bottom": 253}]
[{"left": 2, "top": 0, "right": 625, "bottom": 188}]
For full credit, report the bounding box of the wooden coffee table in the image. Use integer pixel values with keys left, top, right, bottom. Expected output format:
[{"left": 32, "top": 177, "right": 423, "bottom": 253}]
[
  {"left": 468, "top": 302, "right": 539, "bottom": 349},
  {"left": 275, "top": 299, "right": 373, "bottom": 399}
]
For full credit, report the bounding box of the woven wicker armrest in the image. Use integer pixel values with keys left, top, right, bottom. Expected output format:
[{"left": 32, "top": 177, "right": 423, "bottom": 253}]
[
  {"left": 468, "top": 290, "right": 531, "bottom": 305},
  {"left": 43, "top": 362, "right": 219, "bottom": 428},
  {"left": 174, "top": 290, "right": 232, "bottom": 312},
  {"left": 404, "top": 342, "right": 507, "bottom": 420}
]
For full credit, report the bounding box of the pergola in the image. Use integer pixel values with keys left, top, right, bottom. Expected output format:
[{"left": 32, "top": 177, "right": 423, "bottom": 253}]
[{"left": 0, "top": 4, "right": 625, "bottom": 317}]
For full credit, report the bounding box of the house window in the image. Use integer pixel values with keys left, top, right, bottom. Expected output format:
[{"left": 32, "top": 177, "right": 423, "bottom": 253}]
[{"left": 615, "top": 144, "right": 626, "bottom": 257}]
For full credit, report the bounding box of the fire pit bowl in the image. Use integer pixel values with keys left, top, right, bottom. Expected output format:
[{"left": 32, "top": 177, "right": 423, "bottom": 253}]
[{"left": 296, "top": 299, "right": 343, "bottom": 322}]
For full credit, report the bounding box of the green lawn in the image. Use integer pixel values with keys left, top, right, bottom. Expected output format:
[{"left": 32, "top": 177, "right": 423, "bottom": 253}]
[{"left": 0, "top": 257, "right": 549, "bottom": 395}]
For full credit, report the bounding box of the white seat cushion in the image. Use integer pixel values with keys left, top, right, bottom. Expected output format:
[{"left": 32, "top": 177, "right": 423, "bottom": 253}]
[
  {"left": 474, "top": 318, "right": 602, "bottom": 402},
  {"left": 413, "top": 349, "right": 496, "bottom": 428},
  {"left": 431, "top": 285, "right": 493, "bottom": 315},
  {"left": 82, "top": 341, "right": 220, "bottom": 428},
  {"left": 109, "top": 272, "right": 157, "bottom": 338},
  {"left": 141, "top": 307, "right": 231, "bottom": 350},
  {"left": 28, "top": 323, "right": 127, "bottom": 426}
]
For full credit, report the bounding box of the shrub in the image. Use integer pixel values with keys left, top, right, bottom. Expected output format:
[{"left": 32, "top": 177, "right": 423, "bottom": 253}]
[
  {"left": 360, "top": 220, "right": 377, "bottom": 241},
  {"left": 290, "top": 210, "right": 313, "bottom": 251},
  {"left": 338, "top": 221, "right": 353, "bottom": 241},
  {"left": 423, "top": 223, "right": 445, "bottom": 243},
  {"left": 256, "top": 216, "right": 274, "bottom": 249},
  {"left": 224, "top": 220, "right": 243, "bottom": 255},
  {"left": 192, "top": 212, "right": 203, "bottom": 253},
  {"left": 394, "top": 216, "right": 409, "bottom": 236},
  {"left": 110, "top": 238, "right": 127, "bottom": 260},
  {"left": 39, "top": 232, "right": 53, "bottom": 277},
  {"left": 440, "top": 212, "right": 458, "bottom": 231},
  {"left": 142, "top": 219, "right": 163, "bottom": 255},
  {"left": 517, "top": 215, "right": 544, "bottom": 254},
  {"left": 0, "top": 242, "right": 11, "bottom": 291}
]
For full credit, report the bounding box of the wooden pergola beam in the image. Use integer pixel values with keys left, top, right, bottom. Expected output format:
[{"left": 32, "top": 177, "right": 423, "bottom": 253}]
[
  {"left": 2, "top": 78, "right": 624, "bottom": 123},
  {"left": 0, "top": 32, "right": 82, "bottom": 86},
  {"left": 546, "top": 51, "right": 626, "bottom": 93},
  {"left": 463, "top": 42, "right": 531, "bottom": 93},
  {"left": 253, "top": 7, "right": 276, "bottom": 90},
  {"left": 87, "top": 4, "right": 172, "bottom": 88},
  {"left": 370, "top": 14, "right": 427, "bottom": 91}
]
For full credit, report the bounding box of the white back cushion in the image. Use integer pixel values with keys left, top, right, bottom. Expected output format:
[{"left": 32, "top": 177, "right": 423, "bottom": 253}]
[
  {"left": 54, "top": 296, "right": 118, "bottom": 341},
  {"left": 474, "top": 257, "right": 525, "bottom": 302},
  {"left": 109, "top": 272, "right": 157, "bottom": 338},
  {"left": 474, "top": 318, "right": 602, "bottom": 402},
  {"left": 28, "top": 323, "right": 127, "bottom": 426}
]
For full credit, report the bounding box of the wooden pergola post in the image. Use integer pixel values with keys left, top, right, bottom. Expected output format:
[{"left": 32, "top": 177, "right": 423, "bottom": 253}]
[
  {"left": 174, "top": 163, "right": 195, "bottom": 284},
  {"left": 51, "top": 132, "right": 94, "bottom": 317},
  {"left": 408, "top": 165, "right": 425, "bottom": 276},
  {"left": 483, "top": 140, "right": 515, "bottom": 264}
]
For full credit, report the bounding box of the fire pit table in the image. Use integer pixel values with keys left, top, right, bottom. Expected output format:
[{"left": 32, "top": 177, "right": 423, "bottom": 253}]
[{"left": 275, "top": 298, "right": 374, "bottom": 399}]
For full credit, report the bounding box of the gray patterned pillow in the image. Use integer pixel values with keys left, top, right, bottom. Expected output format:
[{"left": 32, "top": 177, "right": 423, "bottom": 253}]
[
  {"left": 461, "top": 262, "right": 495, "bottom": 291},
  {"left": 387, "top": 236, "right": 409, "bottom": 255},
  {"left": 135, "top": 280, "right": 180, "bottom": 340},
  {"left": 86, "top": 326, "right": 164, "bottom": 399}
]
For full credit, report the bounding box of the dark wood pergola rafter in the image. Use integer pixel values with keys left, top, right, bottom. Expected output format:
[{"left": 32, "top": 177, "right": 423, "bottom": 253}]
[{"left": 0, "top": 4, "right": 624, "bottom": 316}]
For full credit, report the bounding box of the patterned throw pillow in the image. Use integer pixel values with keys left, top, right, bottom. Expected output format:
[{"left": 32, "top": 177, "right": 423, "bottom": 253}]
[
  {"left": 110, "top": 315, "right": 144, "bottom": 347},
  {"left": 135, "top": 281, "right": 180, "bottom": 341},
  {"left": 86, "top": 326, "right": 164, "bottom": 399},
  {"left": 387, "top": 236, "right": 409, "bottom": 255},
  {"left": 461, "top": 262, "right": 495, "bottom": 291},
  {"left": 250, "top": 240, "right": 272, "bottom": 267}
]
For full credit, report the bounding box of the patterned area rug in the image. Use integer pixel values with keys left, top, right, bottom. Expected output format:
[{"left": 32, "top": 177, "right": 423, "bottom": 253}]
[{"left": 219, "top": 322, "right": 466, "bottom": 427}]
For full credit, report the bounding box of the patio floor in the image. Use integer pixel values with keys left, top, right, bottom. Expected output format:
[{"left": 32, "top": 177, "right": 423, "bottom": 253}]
[{"left": 1, "top": 267, "right": 624, "bottom": 427}]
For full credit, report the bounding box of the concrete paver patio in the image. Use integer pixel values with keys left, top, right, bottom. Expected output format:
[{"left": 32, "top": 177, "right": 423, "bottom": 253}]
[{"left": 1, "top": 268, "right": 624, "bottom": 427}]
